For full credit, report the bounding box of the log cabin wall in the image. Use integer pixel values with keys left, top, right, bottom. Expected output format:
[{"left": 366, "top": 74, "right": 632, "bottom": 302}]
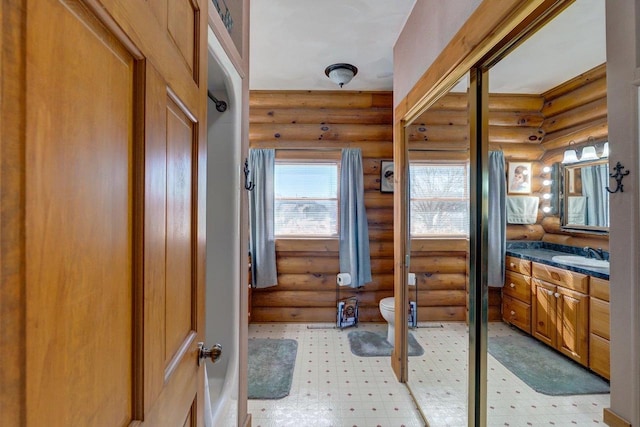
[
  {"left": 248, "top": 65, "right": 609, "bottom": 323},
  {"left": 249, "top": 91, "right": 395, "bottom": 322},
  {"left": 538, "top": 63, "right": 609, "bottom": 250}
]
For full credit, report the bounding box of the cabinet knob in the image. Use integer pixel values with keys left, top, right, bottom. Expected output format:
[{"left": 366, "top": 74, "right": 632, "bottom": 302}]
[
  {"left": 510, "top": 263, "right": 516, "bottom": 268},
  {"left": 554, "top": 292, "right": 560, "bottom": 298},
  {"left": 509, "top": 283, "right": 516, "bottom": 288},
  {"left": 510, "top": 310, "right": 516, "bottom": 316}
]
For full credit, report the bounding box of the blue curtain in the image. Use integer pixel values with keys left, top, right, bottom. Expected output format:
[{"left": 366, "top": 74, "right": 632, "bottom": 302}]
[
  {"left": 488, "top": 151, "right": 506, "bottom": 287},
  {"left": 582, "top": 163, "right": 610, "bottom": 227},
  {"left": 248, "top": 149, "right": 278, "bottom": 288},
  {"left": 339, "top": 149, "right": 372, "bottom": 288}
]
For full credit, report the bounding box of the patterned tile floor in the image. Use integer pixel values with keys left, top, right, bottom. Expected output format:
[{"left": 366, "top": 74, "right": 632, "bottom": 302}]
[
  {"left": 247, "top": 322, "right": 610, "bottom": 427},
  {"left": 407, "top": 322, "right": 610, "bottom": 427}
]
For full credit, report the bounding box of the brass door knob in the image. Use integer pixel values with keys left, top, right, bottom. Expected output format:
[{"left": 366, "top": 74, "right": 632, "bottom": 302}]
[{"left": 198, "top": 342, "right": 222, "bottom": 365}]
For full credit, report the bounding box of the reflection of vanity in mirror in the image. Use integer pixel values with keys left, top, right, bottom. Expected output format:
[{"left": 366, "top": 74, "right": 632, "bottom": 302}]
[{"left": 560, "top": 158, "right": 610, "bottom": 233}]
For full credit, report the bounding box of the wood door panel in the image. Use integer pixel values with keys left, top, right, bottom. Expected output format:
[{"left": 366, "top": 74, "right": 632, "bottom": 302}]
[
  {"left": 557, "top": 287, "right": 589, "bottom": 365},
  {"left": 532, "top": 280, "right": 556, "bottom": 347},
  {"left": 25, "top": 1, "right": 136, "bottom": 425},
  {"left": 144, "top": 64, "right": 170, "bottom": 412},
  {"left": 165, "top": 96, "right": 197, "bottom": 364},
  {"left": 168, "top": 0, "right": 199, "bottom": 81}
]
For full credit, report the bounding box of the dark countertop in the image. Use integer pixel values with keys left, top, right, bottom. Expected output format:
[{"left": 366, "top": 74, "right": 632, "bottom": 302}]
[{"left": 506, "top": 241, "right": 610, "bottom": 280}]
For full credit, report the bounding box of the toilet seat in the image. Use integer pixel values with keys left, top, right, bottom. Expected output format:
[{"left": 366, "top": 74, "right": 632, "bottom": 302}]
[{"left": 379, "top": 297, "right": 395, "bottom": 311}]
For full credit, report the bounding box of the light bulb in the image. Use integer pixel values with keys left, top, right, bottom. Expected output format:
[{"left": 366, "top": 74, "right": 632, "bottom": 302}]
[
  {"left": 543, "top": 179, "right": 552, "bottom": 186},
  {"left": 542, "top": 166, "right": 551, "bottom": 173},
  {"left": 542, "top": 206, "right": 551, "bottom": 213},
  {"left": 543, "top": 193, "right": 551, "bottom": 200}
]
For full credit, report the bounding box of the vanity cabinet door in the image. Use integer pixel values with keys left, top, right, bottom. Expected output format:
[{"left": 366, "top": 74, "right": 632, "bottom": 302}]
[
  {"left": 532, "top": 279, "right": 557, "bottom": 348},
  {"left": 556, "top": 287, "right": 589, "bottom": 366}
]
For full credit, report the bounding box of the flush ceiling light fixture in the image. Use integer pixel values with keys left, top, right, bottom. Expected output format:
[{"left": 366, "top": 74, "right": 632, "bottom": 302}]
[{"left": 324, "top": 63, "right": 358, "bottom": 88}]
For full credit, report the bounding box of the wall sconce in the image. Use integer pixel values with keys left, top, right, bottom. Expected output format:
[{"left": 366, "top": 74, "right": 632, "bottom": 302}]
[{"left": 324, "top": 63, "right": 358, "bottom": 88}]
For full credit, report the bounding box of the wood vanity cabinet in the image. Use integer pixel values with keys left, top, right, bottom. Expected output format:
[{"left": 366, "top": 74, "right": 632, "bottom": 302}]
[
  {"left": 531, "top": 262, "right": 589, "bottom": 367},
  {"left": 502, "top": 256, "right": 533, "bottom": 333},
  {"left": 589, "top": 277, "right": 610, "bottom": 379}
]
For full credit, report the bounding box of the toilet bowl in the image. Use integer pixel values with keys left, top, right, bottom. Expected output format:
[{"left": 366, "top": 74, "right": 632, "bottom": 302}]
[{"left": 379, "top": 297, "right": 395, "bottom": 343}]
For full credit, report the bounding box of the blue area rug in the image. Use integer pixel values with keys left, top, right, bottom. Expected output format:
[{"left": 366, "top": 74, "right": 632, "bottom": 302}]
[
  {"left": 348, "top": 330, "right": 424, "bottom": 357},
  {"left": 489, "top": 333, "right": 609, "bottom": 396},
  {"left": 248, "top": 338, "right": 297, "bottom": 399}
]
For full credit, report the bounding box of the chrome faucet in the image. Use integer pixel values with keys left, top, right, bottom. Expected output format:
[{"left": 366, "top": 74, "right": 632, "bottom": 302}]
[{"left": 584, "top": 246, "right": 605, "bottom": 260}]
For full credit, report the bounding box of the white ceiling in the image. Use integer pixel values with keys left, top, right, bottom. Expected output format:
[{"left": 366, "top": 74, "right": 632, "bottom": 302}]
[
  {"left": 249, "top": 0, "right": 416, "bottom": 91},
  {"left": 248, "top": 0, "right": 606, "bottom": 94}
]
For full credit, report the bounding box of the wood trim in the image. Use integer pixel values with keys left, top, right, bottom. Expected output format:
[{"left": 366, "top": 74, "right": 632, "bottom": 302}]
[
  {"left": 0, "top": 1, "right": 27, "bottom": 425},
  {"left": 207, "top": 0, "right": 248, "bottom": 78},
  {"left": 392, "top": 112, "right": 408, "bottom": 383},
  {"left": 398, "top": 0, "right": 565, "bottom": 125},
  {"left": 603, "top": 408, "right": 632, "bottom": 427}
]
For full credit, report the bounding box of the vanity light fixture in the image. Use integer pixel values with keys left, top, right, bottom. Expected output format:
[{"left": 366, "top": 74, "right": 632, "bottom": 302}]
[
  {"left": 324, "top": 63, "right": 358, "bottom": 88},
  {"left": 561, "top": 148, "right": 579, "bottom": 164},
  {"left": 580, "top": 145, "right": 598, "bottom": 161}
]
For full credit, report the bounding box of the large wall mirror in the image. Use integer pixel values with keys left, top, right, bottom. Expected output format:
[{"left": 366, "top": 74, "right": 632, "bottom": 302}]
[
  {"left": 560, "top": 158, "right": 610, "bottom": 232},
  {"left": 397, "top": 0, "right": 608, "bottom": 425}
]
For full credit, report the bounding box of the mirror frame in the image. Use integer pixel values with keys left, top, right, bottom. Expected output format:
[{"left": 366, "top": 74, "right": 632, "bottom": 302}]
[{"left": 559, "top": 158, "right": 610, "bottom": 234}]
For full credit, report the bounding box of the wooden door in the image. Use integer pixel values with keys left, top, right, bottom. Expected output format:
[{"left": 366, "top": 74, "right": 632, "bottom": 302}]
[
  {"left": 532, "top": 280, "right": 557, "bottom": 348},
  {"left": 556, "top": 287, "right": 589, "bottom": 366},
  {"left": 1, "top": 0, "right": 208, "bottom": 425}
]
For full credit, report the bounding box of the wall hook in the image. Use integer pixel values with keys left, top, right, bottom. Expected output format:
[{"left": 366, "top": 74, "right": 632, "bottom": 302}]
[
  {"left": 244, "top": 158, "right": 255, "bottom": 191},
  {"left": 606, "top": 161, "right": 630, "bottom": 194}
]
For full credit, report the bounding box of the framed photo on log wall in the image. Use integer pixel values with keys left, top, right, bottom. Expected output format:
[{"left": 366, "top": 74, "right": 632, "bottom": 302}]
[
  {"left": 380, "top": 160, "right": 394, "bottom": 193},
  {"left": 508, "top": 161, "right": 532, "bottom": 194}
]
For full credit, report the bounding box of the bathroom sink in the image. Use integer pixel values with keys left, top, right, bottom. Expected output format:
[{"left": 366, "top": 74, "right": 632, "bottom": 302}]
[{"left": 551, "top": 255, "right": 610, "bottom": 269}]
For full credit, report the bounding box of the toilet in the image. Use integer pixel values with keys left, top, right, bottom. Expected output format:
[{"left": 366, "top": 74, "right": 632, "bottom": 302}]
[
  {"left": 379, "top": 273, "right": 416, "bottom": 344},
  {"left": 379, "top": 297, "right": 396, "bottom": 343}
]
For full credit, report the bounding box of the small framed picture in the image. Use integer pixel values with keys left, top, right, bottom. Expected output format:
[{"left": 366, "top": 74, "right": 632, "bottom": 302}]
[
  {"left": 508, "top": 161, "right": 532, "bottom": 194},
  {"left": 380, "top": 160, "right": 394, "bottom": 193}
]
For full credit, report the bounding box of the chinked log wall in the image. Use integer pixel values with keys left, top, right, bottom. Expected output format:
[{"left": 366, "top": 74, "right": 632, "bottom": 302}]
[
  {"left": 539, "top": 64, "right": 610, "bottom": 250},
  {"left": 248, "top": 66, "right": 609, "bottom": 323},
  {"left": 250, "top": 91, "right": 394, "bottom": 322}
]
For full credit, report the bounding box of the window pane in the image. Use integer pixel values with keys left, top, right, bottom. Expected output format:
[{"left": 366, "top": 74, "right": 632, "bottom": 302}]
[
  {"left": 410, "top": 164, "right": 467, "bottom": 198},
  {"left": 274, "top": 163, "right": 338, "bottom": 237},
  {"left": 275, "top": 200, "right": 338, "bottom": 236},
  {"left": 411, "top": 200, "right": 469, "bottom": 236},
  {"left": 275, "top": 164, "right": 337, "bottom": 199},
  {"left": 410, "top": 163, "right": 469, "bottom": 237}
]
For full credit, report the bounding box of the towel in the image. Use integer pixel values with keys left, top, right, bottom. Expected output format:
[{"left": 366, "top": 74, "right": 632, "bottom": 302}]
[
  {"left": 567, "top": 196, "right": 587, "bottom": 225},
  {"left": 506, "top": 196, "right": 539, "bottom": 224}
]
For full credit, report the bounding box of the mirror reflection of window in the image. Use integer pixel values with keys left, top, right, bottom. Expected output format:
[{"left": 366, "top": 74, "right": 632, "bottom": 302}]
[{"left": 563, "top": 160, "right": 609, "bottom": 229}]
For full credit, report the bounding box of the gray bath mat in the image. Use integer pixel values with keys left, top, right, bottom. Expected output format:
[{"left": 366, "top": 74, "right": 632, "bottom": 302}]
[
  {"left": 347, "top": 330, "right": 424, "bottom": 357},
  {"left": 248, "top": 338, "right": 297, "bottom": 399},
  {"left": 489, "top": 333, "right": 609, "bottom": 396}
]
